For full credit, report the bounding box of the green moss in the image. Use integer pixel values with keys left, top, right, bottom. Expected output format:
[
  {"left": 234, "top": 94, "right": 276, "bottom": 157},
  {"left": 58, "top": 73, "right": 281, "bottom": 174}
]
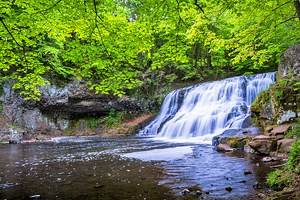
[
  {"left": 251, "top": 90, "right": 271, "bottom": 113},
  {"left": 226, "top": 137, "right": 248, "bottom": 149},
  {"left": 251, "top": 76, "right": 299, "bottom": 128}
]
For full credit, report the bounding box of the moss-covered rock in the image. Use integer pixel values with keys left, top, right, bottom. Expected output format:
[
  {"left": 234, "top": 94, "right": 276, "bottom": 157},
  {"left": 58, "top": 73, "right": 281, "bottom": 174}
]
[{"left": 251, "top": 77, "right": 299, "bottom": 129}]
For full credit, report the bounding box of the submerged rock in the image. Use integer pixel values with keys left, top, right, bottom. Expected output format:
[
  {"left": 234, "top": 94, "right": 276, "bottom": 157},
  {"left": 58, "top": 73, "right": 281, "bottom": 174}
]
[
  {"left": 225, "top": 186, "right": 233, "bottom": 192},
  {"left": 244, "top": 171, "right": 252, "bottom": 175}
]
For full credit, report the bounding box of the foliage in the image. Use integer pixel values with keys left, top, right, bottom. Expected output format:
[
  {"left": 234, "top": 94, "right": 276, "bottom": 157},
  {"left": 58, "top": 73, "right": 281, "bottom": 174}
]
[
  {"left": 0, "top": 0, "right": 300, "bottom": 100},
  {"left": 267, "top": 139, "right": 300, "bottom": 191},
  {"left": 286, "top": 120, "right": 300, "bottom": 139},
  {"left": 267, "top": 169, "right": 293, "bottom": 191},
  {"left": 100, "top": 109, "right": 125, "bottom": 128},
  {"left": 287, "top": 140, "right": 300, "bottom": 174},
  {"left": 251, "top": 90, "right": 271, "bottom": 113},
  {"left": 85, "top": 117, "right": 101, "bottom": 129}
]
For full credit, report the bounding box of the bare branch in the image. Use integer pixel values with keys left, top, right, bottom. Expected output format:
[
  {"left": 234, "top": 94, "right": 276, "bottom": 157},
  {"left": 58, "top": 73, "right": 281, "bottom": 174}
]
[
  {"left": 0, "top": 17, "right": 22, "bottom": 47},
  {"left": 295, "top": 0, "right": 300, "bottom": 20},
  {"left": 276, "top": 16, "right": 298, "bottom": 26},
  {"left": 33, "top": 0, "right": 63, "bottom": 15},
  {"left": 194, "top": 0, "right": 205, "bottom": 14},
  {"left": 272, "top": 0, "right": 293, "bottom": 11},
  {"left": 93, "top": 0, "right": 104, "bottom": 22}
]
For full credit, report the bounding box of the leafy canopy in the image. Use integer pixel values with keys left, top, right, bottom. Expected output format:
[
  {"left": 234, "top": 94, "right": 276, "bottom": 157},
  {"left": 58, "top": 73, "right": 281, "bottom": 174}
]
[{"left": 0, "top": 0, "right": 299, "bottom": 100}]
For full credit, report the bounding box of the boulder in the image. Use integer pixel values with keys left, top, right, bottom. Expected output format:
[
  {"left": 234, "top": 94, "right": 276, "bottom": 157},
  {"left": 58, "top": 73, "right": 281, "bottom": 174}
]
[
  {"left": 262, "top": 156, "right": 280, "bottom": 163},
  {"left": 212, "top": 127, "right": 259, "bottom": 148},
  {"left": 265, "top": 125, "right": 275, "bottom": 133},
  {"left": 277, "top": 138, "right": 296, "bottom": 153},
  {"left": 278, "top": 44, "right": 300, "bottom": 79},
  {"left": 252, "top": 135, "right": 276, "bottom": 140},
  {"left": 248, "top": 135, "right": 277, "bottom": 155},
  {"left": 270, "top": 124, "right": 291, "bottom": 135},
  {"left": 277, "top": 110, "right": 299, "bottom": 124}
]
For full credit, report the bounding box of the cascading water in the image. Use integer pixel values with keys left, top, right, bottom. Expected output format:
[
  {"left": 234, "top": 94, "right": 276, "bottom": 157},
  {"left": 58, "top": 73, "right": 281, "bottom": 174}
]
[{"left": 140, "top": 72, "right": 276, "bottom": 143}]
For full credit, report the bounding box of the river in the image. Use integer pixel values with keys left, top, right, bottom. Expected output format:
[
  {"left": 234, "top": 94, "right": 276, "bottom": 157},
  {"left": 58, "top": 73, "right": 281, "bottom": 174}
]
[{"left": 0, "top": 136, "right": 271, "bottom": 200}]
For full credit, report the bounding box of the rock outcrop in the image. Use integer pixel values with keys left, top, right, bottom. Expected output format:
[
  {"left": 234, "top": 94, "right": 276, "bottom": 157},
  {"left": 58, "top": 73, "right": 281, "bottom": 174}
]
[
  {"left": 277, "top": 138, "right": 296, "bottom": 154},
  {"left": 278, "top": 44, "right": 300, "bottom": 79},
  {"left": 1, "top": 81, "right": 150, "bottom": 133},
  {"left": 251, "top": 45, "right": 300, "bottom": 128},
  {"left": 248, "top": 135, "right": 277, "bottom": 155}
]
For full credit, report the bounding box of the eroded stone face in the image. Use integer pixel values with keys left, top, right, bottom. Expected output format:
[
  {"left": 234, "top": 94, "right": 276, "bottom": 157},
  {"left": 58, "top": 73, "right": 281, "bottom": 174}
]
[
  {"left": 1, "top": 81, "right": 147, "bottom": 133},
  {"left": 278, "top": 44, "right": 300, "bottom": 78}
]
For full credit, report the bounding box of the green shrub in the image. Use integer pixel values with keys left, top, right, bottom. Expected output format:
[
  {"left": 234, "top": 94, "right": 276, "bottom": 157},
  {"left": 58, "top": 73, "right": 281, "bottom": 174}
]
[
  {"left": 101, "top": 109, "right": 124, "bottom": 128},
  {"left": 86, "top": 117, "right": 101, "bottom": 129},
  {"left": 286, "top": 121, "right": 300, "bottom": 139},
  {"left": 267, "top": 139, "right": 300, "bottom": 191},
  {"left": 267, "top": 169, "right": 292, "bottom": 191},
  {"left": 287, "top": 140, "right": 300, "bottom": 174}
]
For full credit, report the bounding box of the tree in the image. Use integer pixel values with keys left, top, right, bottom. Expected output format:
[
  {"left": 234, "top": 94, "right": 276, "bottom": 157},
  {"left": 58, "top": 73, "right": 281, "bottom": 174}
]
[{"left": 1, "top": 0, "right": 299, "bottom": 100}]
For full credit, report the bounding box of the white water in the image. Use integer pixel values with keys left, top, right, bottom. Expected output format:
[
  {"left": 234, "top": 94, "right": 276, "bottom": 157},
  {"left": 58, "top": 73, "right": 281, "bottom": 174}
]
[{"left": 140, "top": 72, "right": 276, "bottom": 143}]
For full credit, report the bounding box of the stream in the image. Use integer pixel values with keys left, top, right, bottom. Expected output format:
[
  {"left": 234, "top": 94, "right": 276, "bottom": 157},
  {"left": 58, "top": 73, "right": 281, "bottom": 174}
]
[{"left": 0, "top": 136, "right": 270, "bottom": 200}]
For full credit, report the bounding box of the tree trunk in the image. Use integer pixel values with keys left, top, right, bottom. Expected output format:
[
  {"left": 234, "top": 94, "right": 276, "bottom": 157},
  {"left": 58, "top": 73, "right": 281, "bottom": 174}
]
[
  {"left": 295, "top": 0, "right": 300, "bottom": 20},
  {"left": 207, "top": 49, "right": 212, "bottom": 69}
]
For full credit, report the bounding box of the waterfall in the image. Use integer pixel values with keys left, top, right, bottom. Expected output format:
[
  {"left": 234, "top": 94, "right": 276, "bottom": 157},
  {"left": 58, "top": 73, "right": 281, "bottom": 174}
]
[{"left": 140, "top": 72, "right": 276, "bottom": 143}]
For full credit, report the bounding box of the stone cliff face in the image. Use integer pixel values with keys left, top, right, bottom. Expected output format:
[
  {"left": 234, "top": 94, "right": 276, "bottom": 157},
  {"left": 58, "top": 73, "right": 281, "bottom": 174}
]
[
  {"left": 278, "top": 44, "right": 300, "bottom": 79},
  {"left": 1, "top": 81, "right": 149, "bottom": 134}
]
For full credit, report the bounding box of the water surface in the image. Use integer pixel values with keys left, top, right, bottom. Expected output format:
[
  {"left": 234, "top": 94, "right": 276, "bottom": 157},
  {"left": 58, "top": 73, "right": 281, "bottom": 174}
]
[{"left": 0, "top": 136, "right": 270, "bottom": 200}]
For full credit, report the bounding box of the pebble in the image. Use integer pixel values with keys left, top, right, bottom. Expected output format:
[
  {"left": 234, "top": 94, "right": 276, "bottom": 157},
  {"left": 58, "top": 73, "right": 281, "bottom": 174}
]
[
  {"left": 196, "top": 190, "right": 202, "bottom": 196},
  {"left": 244, "top": 171, "right": 252, "bottom": 175},
  {"left": 30, "top": 195, "right": 41, "bottom": 199},
  {"left": 181, "top": 188, "right": 190, "bottom": 195},
  {"left": 94, "top": 183, "right": 104, "bottom": 188},
  {"left": 225, "top": 187, "right": 232, "bottom": 192}
]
